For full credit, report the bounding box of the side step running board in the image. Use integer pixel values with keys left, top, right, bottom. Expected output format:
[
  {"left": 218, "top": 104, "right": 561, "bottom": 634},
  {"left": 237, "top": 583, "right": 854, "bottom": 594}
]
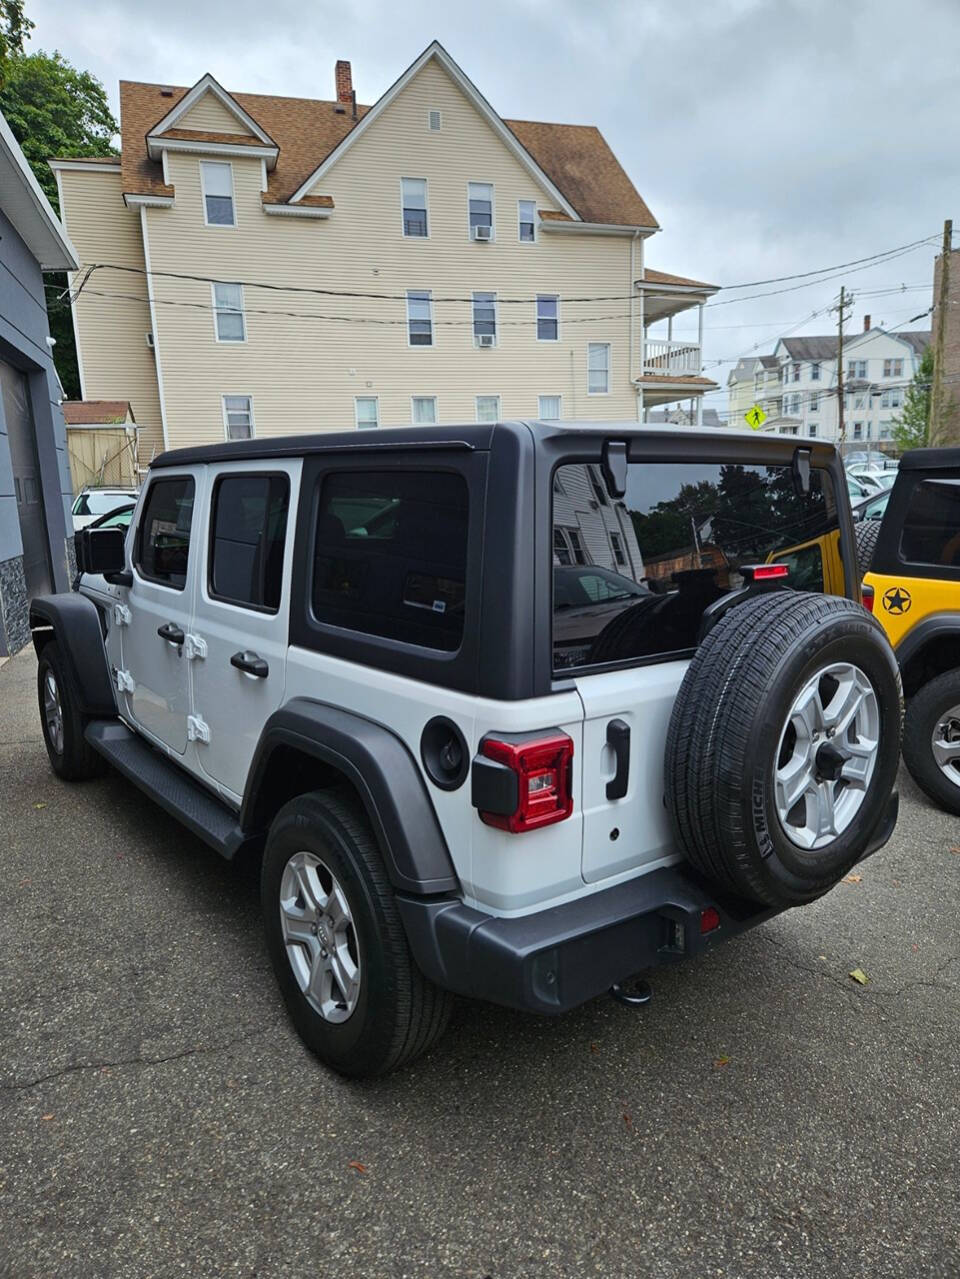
[{"left": 84, "top": 720, "right": 257, "bottom": 860}]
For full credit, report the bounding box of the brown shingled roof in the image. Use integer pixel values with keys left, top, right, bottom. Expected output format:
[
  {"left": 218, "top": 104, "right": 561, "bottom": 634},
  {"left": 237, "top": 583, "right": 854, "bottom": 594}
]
[
  {"left": 62, "top": 400, "right": 134, "bottom": 425},
  {"left": 159, "top": 128, "right": 273, "bottom": 147},
  {"left": 117, "top": 79, "right": 656, "bottom": 226},
  {"left": 642, "top": 267, "right": 718, "bottom": 291}
]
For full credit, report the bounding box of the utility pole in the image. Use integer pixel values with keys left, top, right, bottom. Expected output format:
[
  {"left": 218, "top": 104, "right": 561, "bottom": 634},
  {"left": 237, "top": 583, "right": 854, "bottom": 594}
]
[
  {"left": 832, "top": 286, "right": 853, "bottom": 456},
  {"left": 929, "top": 219, "right": 953, "bottom": 447}
]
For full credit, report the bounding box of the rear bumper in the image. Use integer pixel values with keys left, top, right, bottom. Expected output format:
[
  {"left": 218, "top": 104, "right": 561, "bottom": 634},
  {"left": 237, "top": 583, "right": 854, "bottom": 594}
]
[{"left": 398, "top": 791, "right": 899, "bottom": 1015}]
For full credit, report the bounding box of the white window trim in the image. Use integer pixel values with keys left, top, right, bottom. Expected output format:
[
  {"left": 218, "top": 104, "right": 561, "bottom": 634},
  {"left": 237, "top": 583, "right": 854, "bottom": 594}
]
[
  {"left": 201, "top": 160, "right": 237, "bottom": 229},
  {"left": 211, "top": 282, "right": 246, "bottom": 343},
  {"left": 354, "top": 395, "right": 380, "bottom": 429},
  {"left": 400, "top": 176, "right": 429, "bottom": 240},
  {"left": 472, "top": 291, "right": 498, "bottom": 348},
  {"left": 221, "top": 393, "right": 255, "bottom": 440},
  {"left": 475, "top": 394, "right": 501, "bottom": 423},
  {"left": 587, "top": 342, "right": 612, "bottom": 396},
  {"left": 518, "top": 198, "right": 537, "bottom": 243},
  {"left": 536, "top": 293, "right": 560, "bottom": 343},
  {"left": 410, "top": 395, "right": 438, "bottom": 424},
  {"left": 467, "top": 180, "right": 496, "bottom": 242},
  {"left": 405, "top": 289, "right": 434, "bottom": 348},
  {"left": 538, "top": 394, "right": 562, "bottom": 419}
]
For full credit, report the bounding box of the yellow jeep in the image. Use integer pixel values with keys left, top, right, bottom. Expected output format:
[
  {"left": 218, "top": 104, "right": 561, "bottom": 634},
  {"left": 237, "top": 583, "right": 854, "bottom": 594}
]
[{"left": 857, "top": 448, "right": 960, "bottom": 813}]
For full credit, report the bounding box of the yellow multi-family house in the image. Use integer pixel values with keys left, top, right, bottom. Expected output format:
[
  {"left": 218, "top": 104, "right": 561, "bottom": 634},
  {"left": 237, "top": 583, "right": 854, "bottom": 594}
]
[{"left": 52, "top": 41, "right": 717, "bottom": 468}]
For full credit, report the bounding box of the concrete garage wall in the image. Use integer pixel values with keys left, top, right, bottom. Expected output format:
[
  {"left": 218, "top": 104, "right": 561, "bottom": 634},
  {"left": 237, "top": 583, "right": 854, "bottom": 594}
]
[{"left": 0, "top": 204, "right": 74, "bottom": 655}]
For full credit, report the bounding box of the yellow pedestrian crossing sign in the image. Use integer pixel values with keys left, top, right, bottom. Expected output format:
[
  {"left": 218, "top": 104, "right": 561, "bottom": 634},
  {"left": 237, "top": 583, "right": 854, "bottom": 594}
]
[{"left": 745, "top": 404, "right": 767, "bottom": 430}]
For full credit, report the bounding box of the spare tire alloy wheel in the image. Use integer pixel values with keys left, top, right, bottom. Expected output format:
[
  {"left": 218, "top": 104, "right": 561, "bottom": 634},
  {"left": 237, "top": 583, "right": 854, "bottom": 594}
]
[
  {"left": 775, "top": 663, "right": 879, "bottom": 849},
  {"left": 280, "top": 852, "right": 361, "bottom": 1023}
]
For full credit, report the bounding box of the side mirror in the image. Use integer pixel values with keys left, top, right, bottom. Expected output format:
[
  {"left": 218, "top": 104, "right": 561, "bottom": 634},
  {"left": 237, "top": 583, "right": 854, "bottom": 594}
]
[{"left": 75, "top": 526, "right": 127, "bottom": 576}]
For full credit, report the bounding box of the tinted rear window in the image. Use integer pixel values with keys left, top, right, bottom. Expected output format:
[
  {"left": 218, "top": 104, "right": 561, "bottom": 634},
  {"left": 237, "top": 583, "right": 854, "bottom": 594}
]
[
  {"left": 899, "top": 477, "right": 960, "bottom": 569},
  {"left": 553, "top": 461, "right": 839, "bottom": 670},
  {"left": 311, "top": 470, "right": 468, "bottom": 651}
]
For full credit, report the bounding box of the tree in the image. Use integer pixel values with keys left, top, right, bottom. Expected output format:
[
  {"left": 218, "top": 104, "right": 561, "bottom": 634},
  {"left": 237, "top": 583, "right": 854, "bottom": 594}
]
[
  {"left": 0, "top": 50, "right": 117, "bottom": 397},
  {"left": 892, "top": 346, "right": 934, "bottom": 452},
  {"left": 0, "top": 0, "right": 32, "bottom": 87}
]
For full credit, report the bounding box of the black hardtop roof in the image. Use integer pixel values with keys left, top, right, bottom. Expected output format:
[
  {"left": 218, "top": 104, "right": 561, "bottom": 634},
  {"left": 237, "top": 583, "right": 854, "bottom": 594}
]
[
  {"left": 899, "top": 447, "right": 960, "bottom": 472},
  {"left": 150, "top": 420, "right": 838, "bottom": 470}
]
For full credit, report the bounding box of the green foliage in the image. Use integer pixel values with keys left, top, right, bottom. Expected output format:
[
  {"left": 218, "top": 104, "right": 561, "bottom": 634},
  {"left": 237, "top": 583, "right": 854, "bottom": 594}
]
[
  {"left": 0, "top": 0, "right": 33, "bottom": 87},
  {"left": 892, "top": 346, "right": 933, "bottom": 452},
  {"left": 0, "top": 50, "right": 117, "bottom": 398}
]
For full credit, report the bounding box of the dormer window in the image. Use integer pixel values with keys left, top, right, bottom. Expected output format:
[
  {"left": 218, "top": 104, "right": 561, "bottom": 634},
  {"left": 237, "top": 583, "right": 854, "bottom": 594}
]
[{"left": 201, "top": 161, "right": 235, "bottom": 227}]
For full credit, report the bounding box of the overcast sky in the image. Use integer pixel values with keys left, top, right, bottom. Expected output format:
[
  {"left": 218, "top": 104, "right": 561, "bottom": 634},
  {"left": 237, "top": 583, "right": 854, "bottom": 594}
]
[{"left": 28, "top": 0, "right": 959, "bottom": 415}]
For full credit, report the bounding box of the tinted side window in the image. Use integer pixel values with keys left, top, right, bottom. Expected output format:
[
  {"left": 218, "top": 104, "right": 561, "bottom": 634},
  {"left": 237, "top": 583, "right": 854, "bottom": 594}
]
[
  {"left": 209, "top": 473, "right": 289, "bottom": 611},
  {"left": 136, "top": 477, "right": 195, "bottom": 589},
  {"left": 900, "top": 478, "right": 960, "bottom": 569},
  {"left": 552, "top": 461, "right": 839, "bottom": 670},
  {"left": 312, "top": 470, "right": 468, "bottom": 651}
]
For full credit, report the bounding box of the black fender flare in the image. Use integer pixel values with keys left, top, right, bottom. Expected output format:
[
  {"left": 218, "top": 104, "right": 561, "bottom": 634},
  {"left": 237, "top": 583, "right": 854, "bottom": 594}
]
[
  {"left": 895, "top": 613, "right": 960, "bottom": 669},
  {"left": 29, "top": 593, "right": 117, "bottom": 718},
  {"left": 241, "top": 698, "right": 460, "bottom": 896}
]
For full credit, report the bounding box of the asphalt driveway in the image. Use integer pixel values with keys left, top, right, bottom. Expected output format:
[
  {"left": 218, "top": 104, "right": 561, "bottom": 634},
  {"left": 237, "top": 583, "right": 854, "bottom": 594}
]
[{"left": 1, "top": 646, "right": 958, "bottom": 1279}]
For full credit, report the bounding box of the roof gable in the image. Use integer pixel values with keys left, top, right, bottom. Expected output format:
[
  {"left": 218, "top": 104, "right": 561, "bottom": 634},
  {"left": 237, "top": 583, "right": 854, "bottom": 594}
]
[
  {"left": 0, "top": 107, "right": 78, "bottom": 270},
  {"left": 176, "top": 91, "right": 256, "bottom": 136},
  {"left": 148, "top": 73, "right": 275, "bottom": 146}
]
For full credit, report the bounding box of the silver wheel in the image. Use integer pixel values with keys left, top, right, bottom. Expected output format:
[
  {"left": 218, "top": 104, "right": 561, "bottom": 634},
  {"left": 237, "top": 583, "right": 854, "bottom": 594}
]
[
  {"left": 774, "top": 662, "right": 880, "bottom": 850},
  {"left": 279, "top": 852, "right": 361, "bottom": 1023},
  {"left": 43, "top": 670, "right": 64, "bottom": 756},
  {"left": 932, "top": 703, "right": 960, "bottom": 789}
]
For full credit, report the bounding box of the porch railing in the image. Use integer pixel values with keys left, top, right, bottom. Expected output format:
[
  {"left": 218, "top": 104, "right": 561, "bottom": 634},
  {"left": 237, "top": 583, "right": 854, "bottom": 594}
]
[{"left": 642, "top": 339, "right": 702, "bottom": 377}]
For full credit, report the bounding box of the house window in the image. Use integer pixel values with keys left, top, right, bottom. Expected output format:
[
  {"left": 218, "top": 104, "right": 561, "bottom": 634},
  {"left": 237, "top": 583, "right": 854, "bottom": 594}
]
[
  {"left": 853, "top": 393, "right": 866, "bottom": 410},
  {"left": 792, "top": 364, "right": 801, "bottom": 382},
  {"left": 401, "top": 178, "right": 428, "bottom": 237},
  {"left": 609, "top": 531, "right": 626, "bottom": 567},
  {"left": 355, "top": 396, "right": 379, "bottom": 429},
  {"left": 212, "top": 282, "right": 245, "bottom": 342},
  {"left": 853, "top": 422, "right": 863, "bottom": 440},
  {"left": 428, "top": 109, "right": 441, "bottom": 132},
  {"left": 883, "top": 358, "right": 903, "bottom": 378},
  {"left": 472, "top": 292, "right": 497, "bottom": 345},
  {"left": 588, "top": 467, "right": 608, "bottom": 506},
  {"left": 879, "top": 420, "right": 892, "bottom": 440},
  {"left": 537, "top": 294, "right": 559, "bottom": 341},
  {"left": 588, "top": 343, "right": 610, "bottom": 394},
  {"left": 406, "top": 290, "right": 433, "bottom": 346},
  {"left": 518, "top": 199, "right": 536, "bottom": 242},
  {"left": 809, "top": 422, "right": 818, "bottom": 438},
  {"left": 412, "top": 396, "right": 437, "bottom": 424},
  {"left": 468, "top": 181, "right": 494, "bottom": 238},
  {"left": 538, "top": 394, "right": 561, "bottom": 419},
  {"left": 201, "top": 161, "right": 235, "bottom": 226},
  {"left": 811, "top": 362, "right": 821, "bottom": 381},
  {"left": 475, "top": 394, "right": 500, "bottom": 422},
  {"left": 848, "top": 360, "right": 867, "bottom": 379},
  {"left": 809, "top": 391, "right": 819, "bottom": 412},
  {"left": 553, "top": 527, "right": 572, "bottom": 565},
  {"left": 222, "top": 394, "right": 254, "bottom": 440},
  {"left": 567, "top": 528, "right": 587, "bottom": 564}
]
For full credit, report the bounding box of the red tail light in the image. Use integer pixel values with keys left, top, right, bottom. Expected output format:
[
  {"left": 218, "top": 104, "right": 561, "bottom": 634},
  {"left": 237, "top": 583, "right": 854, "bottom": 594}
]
[
  {"left": 861, "top": 583, "right": 875, "bottom": 612},
  {"left": 478, "top": 732, "right": 574, "bottom": 833},
  {"left": 700, "top": 906, "right": 721, "bottom": 934},
  {"left": 742, "top": 563, "right": 790, "bottom": 582}
]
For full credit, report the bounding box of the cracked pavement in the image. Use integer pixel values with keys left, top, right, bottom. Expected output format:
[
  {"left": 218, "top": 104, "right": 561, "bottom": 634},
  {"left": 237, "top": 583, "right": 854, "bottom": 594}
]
[{"left": 1, "top": 646, "right": 959, "bottom": 1278}]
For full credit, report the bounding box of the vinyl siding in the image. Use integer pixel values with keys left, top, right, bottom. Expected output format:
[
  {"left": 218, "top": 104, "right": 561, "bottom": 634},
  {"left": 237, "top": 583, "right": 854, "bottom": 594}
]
[
  {"left": 177, "top": 93, "right": 255, "bottom": 134},
  {"left": 57, "top": 169, "right": 165, "bottom": 464}
]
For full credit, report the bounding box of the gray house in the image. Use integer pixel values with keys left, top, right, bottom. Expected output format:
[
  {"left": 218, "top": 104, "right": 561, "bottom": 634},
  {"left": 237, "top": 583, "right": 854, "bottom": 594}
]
[{"left": 0, "top": 108, "right": 79, "bottom": 655}]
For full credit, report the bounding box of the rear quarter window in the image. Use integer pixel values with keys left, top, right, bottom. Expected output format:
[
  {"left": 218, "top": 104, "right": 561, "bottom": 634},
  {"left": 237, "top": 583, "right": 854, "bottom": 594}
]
[{"left": 553, "top": 460, "right": 840, "bottom": 671}]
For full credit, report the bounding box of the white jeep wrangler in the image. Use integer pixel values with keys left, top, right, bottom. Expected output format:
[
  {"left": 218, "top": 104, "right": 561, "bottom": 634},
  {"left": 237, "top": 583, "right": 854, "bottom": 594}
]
[{"left": 32, "top": 422, "right": 901, "bottom": 1077}]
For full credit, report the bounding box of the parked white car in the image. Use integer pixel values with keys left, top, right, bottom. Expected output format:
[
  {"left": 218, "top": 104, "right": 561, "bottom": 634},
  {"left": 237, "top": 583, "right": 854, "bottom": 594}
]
[{"left": 71, "top": 487, "right": 139, "bottom": 531}]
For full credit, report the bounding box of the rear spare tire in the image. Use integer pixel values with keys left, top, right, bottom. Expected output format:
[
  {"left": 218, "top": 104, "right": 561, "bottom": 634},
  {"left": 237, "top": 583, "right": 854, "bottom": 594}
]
[
  {"left": 854, "top": 519, "right": 881, "bottom": 578},
  {"left": 665, "top": 591, "right": 902, "bottom": 908}
]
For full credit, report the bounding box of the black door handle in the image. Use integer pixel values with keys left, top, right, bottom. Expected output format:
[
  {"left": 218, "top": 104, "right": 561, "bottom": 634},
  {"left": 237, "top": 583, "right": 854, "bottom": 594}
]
[
  {"left": 157, "top": 622, "right": 185, "bottom": 645},
  {"left": 231, "top": 650, "right": 269, "bottom": 678},
  {"left": 606, "top": 718, "right": 630, "bottom": 800}
]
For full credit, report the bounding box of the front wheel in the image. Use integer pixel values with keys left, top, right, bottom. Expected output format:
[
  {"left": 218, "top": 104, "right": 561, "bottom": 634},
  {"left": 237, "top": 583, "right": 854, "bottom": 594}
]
[
  {"left": 902, "top": 670, "right": 960, "bottom": 815},
  {"left": 37, "top": 641, "right": 105, "bottom": 781},
  {"left": 261, "top": 789, "right": 453, "bottom": 1077}
]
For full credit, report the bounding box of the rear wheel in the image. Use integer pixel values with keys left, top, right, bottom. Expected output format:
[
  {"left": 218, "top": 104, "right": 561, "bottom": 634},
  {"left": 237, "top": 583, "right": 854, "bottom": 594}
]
[
  {"left": 902, "top": 669, "right": 960, "bottom": 815},
  {"left": 37, "top": 641, "right": 104, "bottom": 781},
  {"left": 665, "top": 591, "right": 902, "bottom": 907},
  {"left": 261, "top": 789, "right": 453, "bottom": 1077}
]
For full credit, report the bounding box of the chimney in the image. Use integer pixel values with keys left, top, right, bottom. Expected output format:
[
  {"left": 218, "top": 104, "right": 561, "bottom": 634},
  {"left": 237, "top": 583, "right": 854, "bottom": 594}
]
[
  {"left": 335, "top": 60, "right": 353, "bottom": 105},
  {"left": 863, "top": 314, "right": 871, "bottom": 332}
]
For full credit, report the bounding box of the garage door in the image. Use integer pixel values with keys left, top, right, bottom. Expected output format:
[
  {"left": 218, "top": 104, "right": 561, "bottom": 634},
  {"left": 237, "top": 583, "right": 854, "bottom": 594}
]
[{"left": 0, "top": 359, "right": 52, "bottom": 598}]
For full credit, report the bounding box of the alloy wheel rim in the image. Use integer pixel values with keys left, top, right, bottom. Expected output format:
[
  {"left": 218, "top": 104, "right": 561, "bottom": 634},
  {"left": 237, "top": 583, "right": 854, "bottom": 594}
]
[
  {"left": 43, "top": 670, "right": 64, "bottom": 756},
  {"left": 931, "top": 703, "right": 960, "bottom": 789},
  {"left": 774, "top": 662, "right": 880, "bottom": 850},
  {"left": 279, "top": 852, "right": 361, "bottom": 1023}
]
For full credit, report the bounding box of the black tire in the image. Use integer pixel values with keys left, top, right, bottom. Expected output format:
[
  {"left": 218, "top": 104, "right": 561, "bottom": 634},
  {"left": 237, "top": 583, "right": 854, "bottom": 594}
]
[
  {"left": 854, "top": 519, "right": 881, "bottom": 578},
  {"left": 902, "top": 670, "right": 960, "bottom": 815},
  {"left": 261, "top": 788, "right": 454, "bottom": 1077},
  {"left": 665, "top": 591, "right": 902, "bottom": 908},
  {"left": 37, "top": 641, "right": 105, "bottom": 781}
]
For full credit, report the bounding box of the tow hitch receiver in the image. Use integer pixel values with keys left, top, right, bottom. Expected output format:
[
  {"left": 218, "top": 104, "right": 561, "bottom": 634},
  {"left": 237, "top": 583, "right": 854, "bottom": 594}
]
[{"left": 610, "top": 978, "right": 652, "bottom": 1008}]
